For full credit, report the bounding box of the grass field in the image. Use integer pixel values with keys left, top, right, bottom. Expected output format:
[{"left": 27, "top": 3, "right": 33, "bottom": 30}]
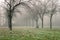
[{"left": 0, "top": 27, "right": 60, "bottom": 40}]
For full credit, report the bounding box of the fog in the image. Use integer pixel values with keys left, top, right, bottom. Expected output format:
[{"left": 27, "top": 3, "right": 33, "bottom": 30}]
[
  {"left": 0, "top": 0, "right": 60, "bottom": 28},
  {"left": 14, "top": 13, "right": 60, "bottom": 26}
]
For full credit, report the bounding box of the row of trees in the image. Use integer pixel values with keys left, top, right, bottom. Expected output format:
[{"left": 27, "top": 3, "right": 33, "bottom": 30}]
[
  {"left": 0, "top": 0, "right": 60, "bottom": 30},
  {"left": 27, "top": 0, "right": 60, "bottom": 29}
]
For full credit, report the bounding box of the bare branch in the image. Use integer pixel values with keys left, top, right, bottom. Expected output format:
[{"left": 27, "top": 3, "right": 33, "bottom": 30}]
[
  {"left": 4, "top": 0, "right": 11, "bottom": 7},
  {"left": 12, "top": 0, "right": 21, "bottom": 10}
]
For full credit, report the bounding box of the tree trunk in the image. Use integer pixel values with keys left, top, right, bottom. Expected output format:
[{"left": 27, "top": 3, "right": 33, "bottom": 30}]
[
  {"left": 50, "top": 14, "right": 53, "bottom": 29},
  {"left": 36, "top": 19, "right": 39, "bottom": 28},
  {"left": 8, "top": 16, "right": 12, "bottom": 30},
  {"left": 41, "top": 17, "right": 44, "bottom": 29}
]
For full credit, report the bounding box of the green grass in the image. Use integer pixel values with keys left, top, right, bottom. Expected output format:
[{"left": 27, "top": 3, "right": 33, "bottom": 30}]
[{"left": 0, "top": 27, "right": 60, "bottom": 40}]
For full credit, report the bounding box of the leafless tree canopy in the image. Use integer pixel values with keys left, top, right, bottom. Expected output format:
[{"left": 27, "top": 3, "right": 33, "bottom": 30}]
[{"left": 0, "top": 0, "right": 60, "bottom": 30}]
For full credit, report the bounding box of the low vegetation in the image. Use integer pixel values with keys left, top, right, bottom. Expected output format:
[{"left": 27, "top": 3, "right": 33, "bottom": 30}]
[{"left": 0, "top": 27, "right": 60, "bottom": 40}]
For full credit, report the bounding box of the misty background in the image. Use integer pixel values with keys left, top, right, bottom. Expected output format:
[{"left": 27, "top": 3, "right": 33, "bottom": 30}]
[{"left": 0, "top": 0, "right": 60, "bottom": 28}]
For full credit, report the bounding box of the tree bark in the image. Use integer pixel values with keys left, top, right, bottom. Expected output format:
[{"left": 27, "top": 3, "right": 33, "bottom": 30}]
[
  {"left": 8, "top": 16, "right": 12, "bottom": 30},
  {"left": 41, "top": 17, "right": 44, "bottom": 29},
  {"left": 36, "top": 19, "right": 39, "bottom": 28},
  {"left": 50, "top": 14, "right": 53, "bottom": 29}
]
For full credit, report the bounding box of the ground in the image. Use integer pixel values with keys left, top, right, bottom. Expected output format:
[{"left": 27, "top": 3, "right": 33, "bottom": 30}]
[{"left": 0, "top": 27, "right": 60, "bottom": 40}]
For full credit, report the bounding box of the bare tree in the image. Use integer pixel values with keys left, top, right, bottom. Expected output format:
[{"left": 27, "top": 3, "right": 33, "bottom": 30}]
[
  {"left": 47, "top": 0, "right": 59, "bottom": 29},
  {"left": 0, "top": 0, "right": 30, "bottom": 30},
  {"left": 27, "top": 0, "right": 40, "bottom": 28},
  {"left": 38, "top": 0, "right": 51, "bottom": 28}
]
